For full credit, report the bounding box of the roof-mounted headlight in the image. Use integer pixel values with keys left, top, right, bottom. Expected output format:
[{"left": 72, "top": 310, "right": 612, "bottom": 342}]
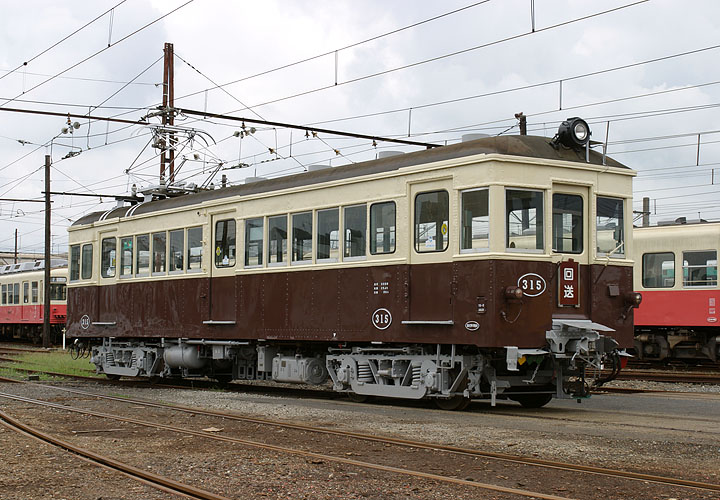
[{"left": 555, "top": 117, "right": 591, "bottom": 149}]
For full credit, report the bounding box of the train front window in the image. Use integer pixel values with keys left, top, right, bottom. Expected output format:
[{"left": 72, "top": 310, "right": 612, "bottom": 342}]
[
  {"left": 292, "top": 212, "right": 313, "bottom": 264},
  {"left": 152, "top": 232, "right": 167, "bottom": 274},
  {"left": 268, "top": 215, "right": 287, "bottom": 265},
  {"left": 506, "top": 189, "right": 544, "bottom": 251},
  {"left": 552, "top": 194, "right": 583, "bottom": 254},
  {"left": 169, "top": 229, "right": 184, "bottom": 273},
  {"left": 120, "top": 237, "right": 133, "bottom": 277},
  {"left": 187, "top": 227, "right": 203, "bottom": 271},
  {"left": 244, "top": 218, "right": 263, "bottom": 267},
  {"left": 596, "top": 197, "right": 624, "bottom": 257},
  {"left": 136, "top": 234, "right": 150, "bottom": 276},
  {"left": 101, "top": 237, "right": 117, "bottom": 278},
  {"left": 81, "top": 244, "right": 93, "bottom": 279},
  {"left": 643, "top": 252, "right": 674, "bottom": 288},
  {"left": 70, "top": 245, "right": 80, "bottom": 281},
  {"left": 370, "top": 202, "right": 396, "bottom": 255},
  {"left": 683, "top": 250, "right": 717, "bottom": 287},
  {"left": 317, "top": 208, "right": 339, "bottom": 262},
  {"left": 461, "top": 189, "right": 489, "bottom": 252},
  {"left": 415, "top": 190, "right": 449, "bottom": 253},
  {"left": 215, "top": 219, "right": 236, "bottom": 268},
  {"left": 50, "top": 282, "right": 66, "bottom": 301},
  {"left": 344, "top": 204, "right": 366, "bottom": 259}
]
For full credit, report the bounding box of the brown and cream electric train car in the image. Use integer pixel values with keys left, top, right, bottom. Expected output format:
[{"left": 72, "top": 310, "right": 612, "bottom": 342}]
[{"left": 66, "top": 118, "right": 640, "bottom": 409}]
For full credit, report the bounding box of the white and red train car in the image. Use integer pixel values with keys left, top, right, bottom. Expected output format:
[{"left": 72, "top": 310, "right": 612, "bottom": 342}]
[
  {"left": 0, "top": 261, "right": 68, "bottom": 343},
  {"left": 633, "top": 221, "right": 719, "bottom": 362}
]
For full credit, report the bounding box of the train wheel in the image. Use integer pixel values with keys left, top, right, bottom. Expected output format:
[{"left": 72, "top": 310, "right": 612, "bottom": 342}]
[
  {"left": 512, "top": 393, "right": 553, "bottom": 408},
  {"left": 347, "top": 392, "right": 369, "bottom": 403},
  {"left": 104, "top": 373, "right": 121, "bottom": 381},
  {"left": 434, "top": 395, "right": 471, "bottom": 411}
]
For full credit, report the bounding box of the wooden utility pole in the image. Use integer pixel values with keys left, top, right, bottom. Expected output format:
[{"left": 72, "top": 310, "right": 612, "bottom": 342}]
[
  {"left": 43, "top": 155, "right": 51, "bottom": 348},
  {"left": 160, "top": 42, "right": 175, "bottom": 184}
]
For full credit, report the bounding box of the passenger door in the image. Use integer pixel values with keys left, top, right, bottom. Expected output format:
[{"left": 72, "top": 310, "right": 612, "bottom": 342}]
[
  {"left": 206, "top": 213, "right": 237, "bottom": 324},
  {"left": 406, "top": 180, "right": 454, "bottom": 324}
]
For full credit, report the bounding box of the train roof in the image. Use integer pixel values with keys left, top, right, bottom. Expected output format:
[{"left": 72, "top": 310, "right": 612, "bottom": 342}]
[{"left": 73, "top": 134, "right": 629, "bottom": 227}]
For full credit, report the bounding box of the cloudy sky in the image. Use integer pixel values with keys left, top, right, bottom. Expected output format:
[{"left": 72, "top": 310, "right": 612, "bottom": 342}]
[{"left": 1, "top": 0, "right": 719, "bottom": 255}]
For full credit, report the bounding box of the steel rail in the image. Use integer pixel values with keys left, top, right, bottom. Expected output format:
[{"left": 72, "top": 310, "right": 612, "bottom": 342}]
[
  {"left": 3, "top": 382, "right": 720, "bottom": 494},
  {"left": 0, "top": 391, "right": 573, "bottom": 500},
  {"left": 0, "top": 407, "right": 231, "bottom": 500}
]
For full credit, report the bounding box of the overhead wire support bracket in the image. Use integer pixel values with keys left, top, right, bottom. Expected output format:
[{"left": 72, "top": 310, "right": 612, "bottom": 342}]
[{"left": 175, "top": 107, "right": 440, "bottom": 149}]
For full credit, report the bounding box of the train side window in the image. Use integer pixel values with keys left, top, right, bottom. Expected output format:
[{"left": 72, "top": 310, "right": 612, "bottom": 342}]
[
  {"left": 215, "top": 220, "right": 236, "bottom": 268},
  {"left": 461, "top": 189, "right": 489, "bottom": 253},
  {"left": 268, "top": 215, "right": 288, "bottom": 266},
  {"left": 23, "top": 282, "right": 29, "bottom": 304},
  {"left": 1, "top": 284, "right": 5, "bottom": 305},
  {"left": 70, "top": 245, "right": 80, "bottom": 281},
  {"left": 415, "top": 190, "right": 449, "bottom": 253},
  {"left": 13, "top": 283, "right": 20, "bottom": 304},
  {"left": 344, "top": 204, "right": 366, "bottom": 259},
  {"left": 552, "top": 193, "right": 583, "bottom": 254},
  {"left": 81, "top": 244, "right": 93, "bottom": 279},
  {"left": 244, "top": 218, "right": 263, "bottom": 267},
  {"left": 596, "top": 197, "right": 624, "bottom": 257},
  {"left": 152, "top": 232, "right": 167, "bottom": 274},
  {"left": 101, "top": 237, "right": 117, "bottom": 278},
  {"left": 317, "top": 208, "right": 339, "bottom": 262},
  {"left": 31, "top": 282, "right": 39, "bottom": 303},
  {"left": 370, "top": 202, "right": 396, "bottom": 254},
  {"left": 120, "top": 237, "right": 133, "bottom": 277},
  {"left": 642, "top": 252, "right": 674, "bottom": 288},
  {"left": 683, "top": 250, "right": 717, "bottom": 287},
  {"left": 506, "top": 189, "right": 544, "bottom": 251},
  {"left": 169, "top": 229, "right": 184, "bottom": 273},
  {"left": 292, "top": 212, "right": 313, "bottom": 264},
  {"left": 187, "top": 227, "right": 203, "bottom": 271},
  {"left": 136, "top": 234, "right": 150, "bottom": 276}
]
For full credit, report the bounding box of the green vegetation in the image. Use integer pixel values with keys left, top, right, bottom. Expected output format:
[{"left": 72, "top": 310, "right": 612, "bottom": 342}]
[{"left": 0, "top": 350, "right": 100, "bottom": 381}]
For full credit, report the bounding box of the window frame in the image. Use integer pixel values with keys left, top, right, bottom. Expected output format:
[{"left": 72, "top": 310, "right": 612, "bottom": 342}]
[
  {"left": 682, "top": 250, "right": 717, "bottom": 288},
  {"left": 135, "top": 234, "right": 150, "bottom": 277},
  {"left": 316, "top": 208, "right": 339, "bottom": 263},
  {"left": 552, "top": 192, "right": 584, "bottom": 254},
  {"left": 642, "top": 251, "right": 675, "bottom": 289},
  {"left": 152, "top": 231, "right": 167, "bottom": 275},
  {"left": 169, "top": 229, "right": 185, "bottom": 274},
  {"left": 101, "top": 237, "right": 117, "bottom": 278},
  {"left": 343, "top": 204, "right": 367, "bottom": 261},
  {"left": 244, "top": 217, "right": 264, "bottom": 268},
  {"left": 596, "top": 196, "right": 625, "bottom": 258},
  {"left": 267, "top": 215, "right": 288, "bottom": 267},
  {"left": 505, "top": 188, "right": 545, "bottom": 253},
  {"left": 119, "top": 236, "right": 133, "bottom": 278},
  {"left": 69, "top": 244, "right": 80, "bottom": 281},
  {"left": 460, "top": 187, "right": 489, "bottom": 254},
  {"left": 186, "top": 226, "right": 203, "bottom": 273},
  {"left": 214, "top": 219, "right": 237, "bottom": 269},
  {"left": 370, "top": 201, "right": 396, "bottom": 255},
  {"left": 81, "top": 243, "right": 93, "bottom": 280},
  {"left": 291, "top": 211, "right": 313, "bottom": 265},
  {"left": 414, "top": 189, "right": 449, "bottom": 254}
]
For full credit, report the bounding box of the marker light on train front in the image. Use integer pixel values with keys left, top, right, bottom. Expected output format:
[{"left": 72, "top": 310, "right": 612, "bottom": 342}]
[{"left": 625, "top": 292, "right": 642, "bottom": 308}]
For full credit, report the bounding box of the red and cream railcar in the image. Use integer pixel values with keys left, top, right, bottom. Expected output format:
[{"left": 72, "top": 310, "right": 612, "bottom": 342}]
[
  {"left": 634, "top": 221, "right": 719, "bottom": 362},
  {"left": 67, "top": 120, "right": 639, "bottom": 408},
  {"left": 0, "top": 263, "right": 68, "bottom": 343}
]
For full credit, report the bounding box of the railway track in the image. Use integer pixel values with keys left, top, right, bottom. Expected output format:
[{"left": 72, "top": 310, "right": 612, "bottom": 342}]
[
  {"left": 0, "top": 379, "right": 718, "bottom": 499},
  {"left": 615, "top": 369, "right": 720, "bottom": 384}
]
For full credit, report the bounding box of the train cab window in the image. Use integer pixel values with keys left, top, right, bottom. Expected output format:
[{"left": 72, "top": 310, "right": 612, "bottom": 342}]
[
  {"left": 1, "top": 284, "right": 5, "bottom": 305},
  {"left": 13, "top": 283, "right": 19, "bottom": 304},
  {"left": 552, "top": 194, "right": 583, "bottom": 254},
  {"left": 344, "top": 204, "right": 366, "bottom": 259},
  {"left": 136, "top": 234, "right": 150, "bottom": 276},
  {"left": 120, "top": 237, "right": 133, "bottom": 277},
  {"left": 244, "top": 218, "right": 263, "bottom": 267},
  {"left": 596, "top": 197, "right": 624, "bottom": 257},
  {"left": 70, "top": 245, "right": 80, "bottom": 281},
  {"left": 50, "top": 278, "right": 67, "bottom": 301},
  {"left": 683, "top": 250, "right": 717, "bottom": 287},
  {"left": 152, "top": 232, "right": 167, "bottom": 274},
  {"left": 187, "top": 227, "right": 203, "bottom": 271},
  {"left": 642, "top": 252, "right": 674, "bottom": 288},
  {"left": 169, "top": 229, "right": 184, "bottom": 273},
  {"left": 31, "top": 282, "right": 39, "bottom": 303},
  {"left": 22, "top": 282, "right": 29, "bottom": 303},
  {"left": 415, "top": 190, "right": 449, "bottom": 253},
  {"left": 267, "top": 215, "right": 287, "bottom": 266},
  {"left": 506, "top": 189, "right": 544, "bottom": 251},
  {"left": 370, "top": 202, "right": 396, "bottom": 254},
  {"left": 317, "top": 208, "right": 339, "bottom": 262},
  {"left": 292, "top": 212, "right": 313, "bottom": 264},
  {"left": 101, "top": 237, "right": 117, "bottom": 278},
  {"left": 215, "top": 220, "right": 236, "bottom": 268},
  {"left": 461, "top": 189, "right": 489, "bottom": 253},
  {"left": 81, "top": 244, "right": 93, "bottom": 279}
]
